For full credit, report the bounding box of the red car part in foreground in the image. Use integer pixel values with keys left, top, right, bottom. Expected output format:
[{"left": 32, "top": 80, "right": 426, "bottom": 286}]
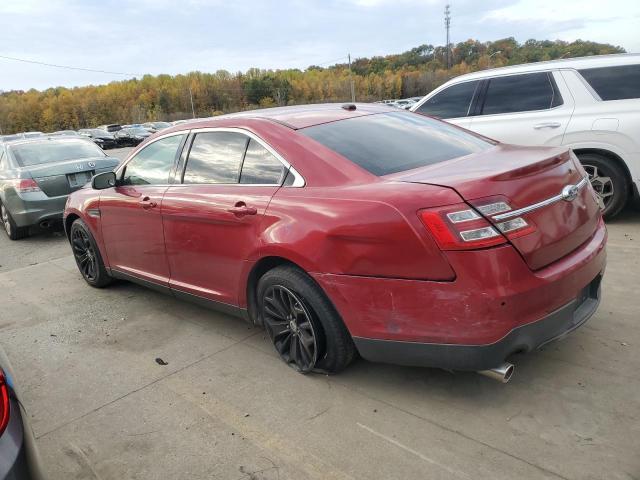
[{"left": 64, "top": 104, "right": 606, "bottom": 382}]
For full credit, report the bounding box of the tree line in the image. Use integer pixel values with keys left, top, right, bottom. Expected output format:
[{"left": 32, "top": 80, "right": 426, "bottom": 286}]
[{"left": 0, "top": 38, "right": 624, "bottom": 134}]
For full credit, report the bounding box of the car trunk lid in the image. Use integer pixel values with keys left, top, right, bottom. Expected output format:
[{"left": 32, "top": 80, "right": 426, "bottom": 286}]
[
  {"left": 27, "top": 157, "right": 119, "bottom": 197},
  {"left": 391, "top": 144, "right": 602, "bottom": 270}
]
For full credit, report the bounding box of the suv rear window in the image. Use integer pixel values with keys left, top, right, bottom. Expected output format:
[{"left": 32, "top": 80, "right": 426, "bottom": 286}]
[
  {"left": 300, "top": 112, "right": 492, "bottom": 176},
  {"left": 578, "top": 65, "right": 640, "bottom": 101},
  {"left": 415, "top": 80, "right": 479, "bottom": 119}
]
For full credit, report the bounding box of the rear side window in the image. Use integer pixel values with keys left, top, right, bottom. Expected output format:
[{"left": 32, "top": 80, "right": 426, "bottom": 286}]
[
  {"left": 240, "top": 139, "right": 285, "bottom": 184},
  {"left": 122, "top": 134, "right": 186, "bottom": 185},
  {"left": 415, "top": 81, "right": 479, "bottom": 119},
  {"left": 481, "top": 72, "right": 560, "bottom": 115},
  {"left": 300, "top": 112, "right": 492, "bottom": 176},
  {"left": 579, "top": 65, "right": 640, "bottom": 101},
  {"left": 183, "top": 132, "right": 248, "bottom": 184}
]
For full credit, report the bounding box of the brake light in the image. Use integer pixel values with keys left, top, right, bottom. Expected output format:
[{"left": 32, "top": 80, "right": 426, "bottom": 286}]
[
  {"left": 0, "top": 369, "right": 9, "bottom": 436},
  {"left": 469, "top": 197, "right": 536, "bottom": 240},
  {"left": 419, "top": 203, "right": 507, "bottom": 250},
  {"left": 11, "top": 179, "right": 41, "bottom": 193}
]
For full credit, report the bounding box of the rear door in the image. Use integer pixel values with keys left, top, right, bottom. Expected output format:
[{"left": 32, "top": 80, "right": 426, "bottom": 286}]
[
  {"left": 468, "top": 71, "right": 574, "bottom": 145},
  {"left": 100, "top": 133, "right": 187, "bottom": 285},
  {"left": 162, "top": 129, "right": 286, "bottom": 306},
  {"left": 413, "top": 80, "right": 480, "bottom": 129}
]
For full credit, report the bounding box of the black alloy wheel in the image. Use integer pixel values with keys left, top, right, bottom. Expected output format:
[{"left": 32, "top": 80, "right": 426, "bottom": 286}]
[
  {"left": 71, "top": 226, "right": 98, "bottom": 282},
  {"left": 262, "top": 285, "right": 318, "bottom": 373}
]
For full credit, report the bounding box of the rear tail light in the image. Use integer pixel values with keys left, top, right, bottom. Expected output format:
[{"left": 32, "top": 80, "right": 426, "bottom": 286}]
[
  {"left": 419, "top": 200, "right": 536, "bottom": 250},
  {"left": 470, "top": 197, "right": 536, "bottom": 240},
  {"left": 0, "top": 369, "right": 9, "bottom": 436},
  {"left": 11, "top": 179, "right": 41, "bottom": 193},
  {"left": 419, "top": 203, "right": 507, "bottom": 250}
]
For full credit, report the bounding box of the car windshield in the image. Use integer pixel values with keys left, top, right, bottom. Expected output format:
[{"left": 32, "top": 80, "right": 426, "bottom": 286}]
[
  {"left": 10, "top": 139, "right": 106, "bottom": 167},
  {"left": 153, "top": 122, "right": 171, "bottom": 128},
  {"left": 129, "top": 128, "right": 149, "bottom": 135},
  {"left": 300, "top": 111, "right": 493, "bottom": 176}
]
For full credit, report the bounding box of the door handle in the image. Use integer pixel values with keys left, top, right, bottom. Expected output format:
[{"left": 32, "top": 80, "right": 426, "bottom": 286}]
[
  {"left": 227, "top": 202, "right": 257, "bottom": 217},
  {"left": 533, "top": 122, "right": 561, "bottom": 129},
  {"left": 139, "top": 196, "right": 157, "bottom": 209}
]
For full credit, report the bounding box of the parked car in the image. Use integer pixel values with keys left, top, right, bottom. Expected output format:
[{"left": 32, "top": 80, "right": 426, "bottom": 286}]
[
  {"left": 411, "top": 53, "right": 640, "bottom": 218},
  {"left": 393, "top": 99, "right": 416, "bottom": 110},
  {"left": 142, "top": 121, "right": 171, "bottom": 133},
  {"left": 50, "top": 130, "right": 81, "bottom": 136},
  {"left": 0, "top": 134, "right": 22, "bottom": 143},
  {"left": 98, "top": 124, "right": 122, "bottom": 133},
  {"left": 78, "top": 129, "right": 118, "bottom": 149},
  {"left": 0, "top": 136, "right": 119, "bottom": 239},
  {"left": 63, "top": 104, "right": 605, "bottom": 382},
  {"left": 113, "top": 127, "right": 152, "bottom": 147},
  {"left": 21, "top": 132, "right": 44, "bottom": 139},
  {"left": 0, "top": 347, "right": 45, "bottom": 479}
]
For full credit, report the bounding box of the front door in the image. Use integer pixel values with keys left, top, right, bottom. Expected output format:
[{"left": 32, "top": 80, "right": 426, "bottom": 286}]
[
  {"left": 100, "top": 133, "right": 186, "bottom": 285},
  {"left": 162, "top": 130, "right": 287, "bottom": 306}
]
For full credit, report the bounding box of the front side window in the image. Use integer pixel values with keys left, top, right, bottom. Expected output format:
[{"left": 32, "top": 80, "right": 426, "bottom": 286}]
[
  {"left": 240, "top": 139, "right": 285, "bottom": 184},
  {"left": 301, "top": 111, "right": 492, "bottom": 176},
  {"left": 578, "top": 64, "right": 640, "bottom": 101},
  {"left": 183, "top": 132, "right": 248, "bottom": 184},
  {"left": 415, "top": 80, "right": 479, "bottom": 119},
  {"left": 481, "top": 72, "right": 559, "bottom": 115},
  {"left": 122, "top": 134, "right": 185, "bottom": 185}
]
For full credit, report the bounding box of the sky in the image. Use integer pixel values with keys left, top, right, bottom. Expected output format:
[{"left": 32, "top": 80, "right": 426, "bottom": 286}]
[{"left": 0, "top": 0, "right": 638, "bottom": 91}]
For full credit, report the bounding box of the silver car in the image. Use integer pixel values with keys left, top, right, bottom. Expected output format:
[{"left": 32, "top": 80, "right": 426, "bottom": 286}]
[{"left": 0, "top": 137, "right": 119, "bottom": 240}]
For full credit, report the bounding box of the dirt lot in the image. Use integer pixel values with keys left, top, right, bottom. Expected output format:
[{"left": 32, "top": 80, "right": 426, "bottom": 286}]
[{"left": 0, "top": 172, "right": 638, "bottom": 479}]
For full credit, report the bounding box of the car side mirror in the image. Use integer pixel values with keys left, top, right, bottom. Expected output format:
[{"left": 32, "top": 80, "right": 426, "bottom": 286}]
[{"left": 92, "top": 171, "right": 117, "bottom": 190}]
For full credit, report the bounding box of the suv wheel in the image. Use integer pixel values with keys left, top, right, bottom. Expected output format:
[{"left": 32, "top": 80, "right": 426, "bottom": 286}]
[
  {"left": 578, "top": 153, "right": 629, "bottom": 219},
  {"left": 1, "top": 202, "right": 29, "bottom": 240}
]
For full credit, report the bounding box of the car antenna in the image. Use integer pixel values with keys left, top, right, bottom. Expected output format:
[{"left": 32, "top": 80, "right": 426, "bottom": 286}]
[{"left": 341, "top": 103, "right": 356, "bottom": 111}]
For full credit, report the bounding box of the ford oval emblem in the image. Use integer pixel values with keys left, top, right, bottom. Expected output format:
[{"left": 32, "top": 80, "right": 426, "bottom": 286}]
[{"left": 562, "top": 184, "right": 579, "bottom": 202}]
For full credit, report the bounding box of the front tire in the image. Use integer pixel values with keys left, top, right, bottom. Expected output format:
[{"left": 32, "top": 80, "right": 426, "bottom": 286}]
[
  {"left": 578, "top": 153, "right": 629, "bottom": 219},
  {"left": 70, "top": 219, "right": 112, "bottom": 288},
  {"left": 257, "top": 266, "right": 356, "bottom": 374},
  {"left": 1, "top": 201, "right": 29, "bottom": 240}
]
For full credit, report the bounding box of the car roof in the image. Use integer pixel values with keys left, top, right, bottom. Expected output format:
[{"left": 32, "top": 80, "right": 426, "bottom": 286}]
[
  {"left": 179, "top": 103, "right": 398, "bottom": 130},
  {"left": 446, "top": 53, "right": 640, "bottom": 83}
]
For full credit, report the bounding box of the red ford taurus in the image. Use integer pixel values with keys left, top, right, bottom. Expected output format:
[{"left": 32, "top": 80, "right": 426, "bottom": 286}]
[{"left": 64, "top": 104, "right": 606, "bottom": 382}]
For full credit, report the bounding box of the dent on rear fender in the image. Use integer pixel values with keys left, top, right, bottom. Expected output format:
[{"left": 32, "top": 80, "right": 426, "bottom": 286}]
[{"left": 261, "top": 192, "right": 456, "bottom": 280}]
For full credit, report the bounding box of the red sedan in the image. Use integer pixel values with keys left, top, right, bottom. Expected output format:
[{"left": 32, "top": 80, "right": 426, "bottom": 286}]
[{"left": 64, "top": 104, "right": 606, "bottom": 382}]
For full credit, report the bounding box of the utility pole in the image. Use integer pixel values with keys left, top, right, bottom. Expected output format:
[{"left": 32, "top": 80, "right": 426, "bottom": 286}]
[
  {"left": 444, "top": 4, "right": 451, "bottom": 69},
  {"left": 348, "top": 53, "right": 355, "bottom": 102},
  {"left": 189, "top": 86, "right": 196, "bottom": 118}
]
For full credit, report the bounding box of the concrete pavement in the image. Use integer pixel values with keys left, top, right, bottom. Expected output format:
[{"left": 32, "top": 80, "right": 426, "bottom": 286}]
[{"left": 0, "top": 207, "right": 638, "bottom": 479}]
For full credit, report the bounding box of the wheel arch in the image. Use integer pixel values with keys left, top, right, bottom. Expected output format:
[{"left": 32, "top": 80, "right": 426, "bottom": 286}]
[
  {"left": 245, "top": 256, "right": 306, "bottom": 326},
  {"left": 572, "top": 147, "right": 633, "bottom": 195},
  {"left": 64, "top": 212, "right": 80, "bottom": 239}
]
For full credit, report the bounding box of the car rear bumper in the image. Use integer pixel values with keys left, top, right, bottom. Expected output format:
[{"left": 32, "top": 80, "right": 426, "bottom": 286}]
[
  {"left": 312, "top": 218, "right": 607, "bottom": 370},
  {"left": 5, "top": 193, "right": 67, "bottom": 228},
  {"left": 352, "top": 274, "right": 601, "bottom": 370}
]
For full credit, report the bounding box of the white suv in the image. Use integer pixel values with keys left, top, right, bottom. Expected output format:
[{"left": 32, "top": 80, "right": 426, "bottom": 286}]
[{"left": 411, "top": 54, "right": 640, "bottom": 218}]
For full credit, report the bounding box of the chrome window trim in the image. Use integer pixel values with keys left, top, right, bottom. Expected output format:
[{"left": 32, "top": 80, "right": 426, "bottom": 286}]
[
  {"left": 184, "top": 127, "right": 305, "bottom": 187},
  {"left": 492, "top": 177, "right": 588, "bottom": 221}
]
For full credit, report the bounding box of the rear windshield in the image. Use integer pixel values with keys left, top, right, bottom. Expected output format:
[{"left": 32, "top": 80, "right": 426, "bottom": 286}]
[
  {"left": 10, "top": 139, "right": 105, "bottom": 167},
  {"left": 300, "top": 112, "right": 492, "bottom": 176}
]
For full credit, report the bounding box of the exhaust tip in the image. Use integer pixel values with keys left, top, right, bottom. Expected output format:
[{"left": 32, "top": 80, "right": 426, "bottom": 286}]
[{"left": 478, "top": 362, "right": 514, "bottom": 383}]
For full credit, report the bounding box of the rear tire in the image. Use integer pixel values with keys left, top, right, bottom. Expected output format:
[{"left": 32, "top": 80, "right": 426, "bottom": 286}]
[
  {"left": 1, "top": 201, "right": 29, "bottom": 240},
  {"left": 70, "top": 219, "right": 112, "bottom": 288},
  {"left": 257, "top": 265, "right": 356, "bottom": 374},
  {"left": 578, "top": 153, "right": 629, "bottom": 219}
]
